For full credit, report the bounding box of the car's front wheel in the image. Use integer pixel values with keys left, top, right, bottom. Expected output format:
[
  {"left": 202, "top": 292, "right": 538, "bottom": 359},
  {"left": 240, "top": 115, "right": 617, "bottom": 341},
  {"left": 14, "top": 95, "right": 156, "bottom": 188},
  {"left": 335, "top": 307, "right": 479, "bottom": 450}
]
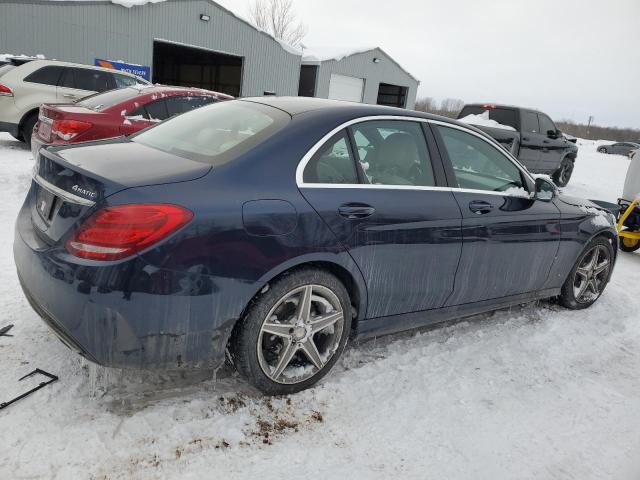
[
  {"left": 597, "top": 147, "right": 608, "bottom": 154},
  {"left": 230, "top": 268, "right": 352, "bottom": 395},
  {"left": 552, "top": 158, "right": 574, "bottom": 187},
  {"left": 559, "top": 236, "right": 614, "bottom": 309}
]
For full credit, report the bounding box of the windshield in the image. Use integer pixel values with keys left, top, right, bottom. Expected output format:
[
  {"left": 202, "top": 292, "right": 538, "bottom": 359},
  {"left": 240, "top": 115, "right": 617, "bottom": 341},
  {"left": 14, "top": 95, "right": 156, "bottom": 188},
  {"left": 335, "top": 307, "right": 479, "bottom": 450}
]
[
  {"left": 132, "top": 100, "right": 290, "bottom": 165},
  {"left": 77, "top": 87, "right": 142, "bottom": 111}
]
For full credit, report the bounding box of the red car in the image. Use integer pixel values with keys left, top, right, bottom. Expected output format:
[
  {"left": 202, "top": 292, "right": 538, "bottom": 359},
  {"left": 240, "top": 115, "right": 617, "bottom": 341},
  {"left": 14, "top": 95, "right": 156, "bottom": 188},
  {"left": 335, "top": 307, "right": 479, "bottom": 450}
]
[{"left": 31, "top": 85, "right": 232, "bottom": 158}]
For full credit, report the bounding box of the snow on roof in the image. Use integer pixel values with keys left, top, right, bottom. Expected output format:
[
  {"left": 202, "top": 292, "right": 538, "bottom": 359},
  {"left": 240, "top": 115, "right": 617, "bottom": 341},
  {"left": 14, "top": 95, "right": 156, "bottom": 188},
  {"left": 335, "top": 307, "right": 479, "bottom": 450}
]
[
  {"left": 458, "top": 111, "right": 516, "bottom": 132},
  {"left": 302, "top": 46, "right": 419, "bottom": 83},
  {"left": 302, "top": 46, "right": 378, "bottom": 63}
]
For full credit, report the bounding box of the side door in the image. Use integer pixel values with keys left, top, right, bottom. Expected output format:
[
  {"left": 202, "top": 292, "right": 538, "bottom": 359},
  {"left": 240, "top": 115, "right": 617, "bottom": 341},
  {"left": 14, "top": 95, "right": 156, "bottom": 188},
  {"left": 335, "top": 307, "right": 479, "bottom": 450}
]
[
  {"left": 518, "top": 110, "right": 543, "bottom": 170},
  {"left": 298, "top": 119, "right": 462, "bottom": 319},
  {"left": 432, "top": 123, "right": 561, "bottom": 306},
  {"left": 56, "top": 67, "right": 112, "bottom": 102},
  {"left": 537, "top": 113, "right": 565, "bottom": 172}
]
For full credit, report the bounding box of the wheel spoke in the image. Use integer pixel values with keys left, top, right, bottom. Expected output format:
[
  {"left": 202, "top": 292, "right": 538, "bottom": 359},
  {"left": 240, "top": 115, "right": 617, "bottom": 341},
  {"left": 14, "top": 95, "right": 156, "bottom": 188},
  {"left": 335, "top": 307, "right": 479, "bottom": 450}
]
[
  {"left": 588, "top": 278, "right": 599, "bottom": 296},
  {"left": 310, "top": 311, "right": 342, "bottom": 334},
  {"left": 271, "top": 340, "right": 298, "bottom": 380},
  {"left": 575, "top": 267, "right": 590, "bottom": 280},
  {"left": 594, "top": 260, "right": 610, "bottom": 276},
  {"left": 261, "top": 322, "right": 292, "bottom": 338},
  {"left": 300, "top": 339, "right": 324, "bottom": 370},
  {"left": 575, "top": 279, "right": 589, "bottom": 300},
  {"left": 296, "top": 285, "right": 313, "bottom": 322}
]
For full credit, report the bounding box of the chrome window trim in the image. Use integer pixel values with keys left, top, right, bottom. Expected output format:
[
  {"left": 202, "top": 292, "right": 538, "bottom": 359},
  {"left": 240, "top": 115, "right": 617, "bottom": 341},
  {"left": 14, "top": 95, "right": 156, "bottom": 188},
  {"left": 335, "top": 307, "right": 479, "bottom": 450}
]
[
  {"left": 295, "top": 115, "right": 535, "bottom": 196},
  {"left": 33, "top": 174, "right": 96, "bottom": 207}
]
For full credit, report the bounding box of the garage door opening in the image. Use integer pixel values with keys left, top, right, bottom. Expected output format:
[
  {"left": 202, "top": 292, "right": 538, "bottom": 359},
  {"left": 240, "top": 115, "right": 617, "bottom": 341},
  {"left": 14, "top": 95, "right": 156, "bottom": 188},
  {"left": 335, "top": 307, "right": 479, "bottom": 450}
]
[
  {"left": 377, "top": 83, "right": 408, "bottom": 108},
  {"left": 152, "top": 41, "right": 243, "bottom": 97}
]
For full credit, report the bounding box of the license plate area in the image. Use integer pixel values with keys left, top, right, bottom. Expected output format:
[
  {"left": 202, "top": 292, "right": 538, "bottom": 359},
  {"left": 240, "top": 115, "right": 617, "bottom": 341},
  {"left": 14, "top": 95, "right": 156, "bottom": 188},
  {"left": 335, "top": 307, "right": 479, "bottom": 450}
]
[
  {"left": 36, "top": 186, "right": 56, "bottom": 223},
  {"left": 37, "top": 120, "right": 52, "bottom": 142}
]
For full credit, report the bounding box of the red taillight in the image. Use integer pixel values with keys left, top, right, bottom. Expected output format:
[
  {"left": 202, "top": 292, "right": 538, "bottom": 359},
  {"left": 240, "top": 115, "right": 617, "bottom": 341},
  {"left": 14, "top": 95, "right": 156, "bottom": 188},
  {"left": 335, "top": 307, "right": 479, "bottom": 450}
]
[
  {"left": 66, "top": 204, "right": 193, "bottom": 261},
  {"left": 0, "top": 83, "right": 13, "bottom": 96},
  {"left": 51, "top": 119, "right": 93, "bottom": 141}
]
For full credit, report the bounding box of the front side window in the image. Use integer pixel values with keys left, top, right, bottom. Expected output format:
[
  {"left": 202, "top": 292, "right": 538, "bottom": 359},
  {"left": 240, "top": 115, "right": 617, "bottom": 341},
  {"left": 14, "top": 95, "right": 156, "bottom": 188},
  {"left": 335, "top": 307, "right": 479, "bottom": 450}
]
[
  {"left": 351, "top": 121, "right": 435, "bottom": 186},
  {"left": 437, "top": 126, "right": 527, "bottom": 194},
  {"left": 133, "top": 100, "right": 289, "bottom": 165},
  {"left": 113, "top": 73, "right": 140, "bottom": 88},
  {"left": 538, "top": 114, "right": 556, "bottom": 134},
  {"left": 303, "top": 131, "right": 358, "bottom": 184}
]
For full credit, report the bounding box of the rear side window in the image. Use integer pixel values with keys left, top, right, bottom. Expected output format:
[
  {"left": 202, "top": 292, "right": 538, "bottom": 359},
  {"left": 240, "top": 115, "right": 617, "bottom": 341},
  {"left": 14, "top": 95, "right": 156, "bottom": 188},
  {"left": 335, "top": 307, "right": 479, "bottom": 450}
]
[
  {"left": 132, "top": 100, "right": 290, "bottom": 165},
  {"left": 521, "top": 111, "right": 539, "bottom": 133},
  {"left": 303, "top": 131, "right": 358, "bottom": 184},
  {"left": 351, "top": 120, "right": 435, "bottom": 187},
  {"left": 459, "top": 106, "right": 518, "bottom": 130},
  {"left": 437, "top": 125, "right": 526, "bottom": 193},
  {"left": 61, "top": 68, "right": 113, "bottom": 92},
  {"left": 144, "top": 99, "right": 169, "bottom": 121},
  {"left": 23, "top": 66, "right": 63, "bottom": 86}
]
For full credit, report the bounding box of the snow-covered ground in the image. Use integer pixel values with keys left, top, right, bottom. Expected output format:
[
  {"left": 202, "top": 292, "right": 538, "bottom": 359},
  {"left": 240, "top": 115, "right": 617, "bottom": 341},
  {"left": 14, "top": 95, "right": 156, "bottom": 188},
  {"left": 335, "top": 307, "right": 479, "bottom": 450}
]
[{"left": 1, "top": 133, "right": 639, "bottom": 480}]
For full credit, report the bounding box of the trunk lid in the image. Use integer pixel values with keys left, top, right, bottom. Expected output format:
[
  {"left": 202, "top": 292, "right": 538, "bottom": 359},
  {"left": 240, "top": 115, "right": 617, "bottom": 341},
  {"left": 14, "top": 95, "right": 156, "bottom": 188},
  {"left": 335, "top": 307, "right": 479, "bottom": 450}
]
[{"left": 32, "top": 139, "right": 211, "bottom": 242}]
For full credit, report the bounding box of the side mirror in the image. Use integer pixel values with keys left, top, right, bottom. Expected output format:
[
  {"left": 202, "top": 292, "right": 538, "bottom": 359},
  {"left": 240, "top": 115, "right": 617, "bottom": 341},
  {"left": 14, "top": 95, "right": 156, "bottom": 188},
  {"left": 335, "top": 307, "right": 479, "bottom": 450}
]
[
  {"left": 535, "top": 177, "right": 557, "bottom": 201},
  {"left": 547, "top": 129, "right": 558, "bottom": 138}
]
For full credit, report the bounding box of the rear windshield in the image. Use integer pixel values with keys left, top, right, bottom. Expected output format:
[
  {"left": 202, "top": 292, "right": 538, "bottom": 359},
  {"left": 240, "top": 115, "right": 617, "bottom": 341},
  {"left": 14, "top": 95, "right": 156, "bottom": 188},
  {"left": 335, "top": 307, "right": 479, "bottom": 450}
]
[
  {"left": 77, "top": 87, "right": 142, "bottom": 111},
  {"left": 132, "top": 100, "right": 290, "bottom": 165},
  {"left": 459, "top": 106, "right": 518, "bottom": 130}
]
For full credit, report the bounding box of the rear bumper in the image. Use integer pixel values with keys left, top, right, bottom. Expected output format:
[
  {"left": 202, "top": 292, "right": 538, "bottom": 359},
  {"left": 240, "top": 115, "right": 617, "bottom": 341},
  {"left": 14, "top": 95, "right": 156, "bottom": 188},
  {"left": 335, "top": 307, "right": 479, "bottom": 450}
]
[
  {"left": 13, "top": 193, "right": 236, "bottom": 370},
  {"left": 0, "top": 120, "right": 19, "bottom": 138}
]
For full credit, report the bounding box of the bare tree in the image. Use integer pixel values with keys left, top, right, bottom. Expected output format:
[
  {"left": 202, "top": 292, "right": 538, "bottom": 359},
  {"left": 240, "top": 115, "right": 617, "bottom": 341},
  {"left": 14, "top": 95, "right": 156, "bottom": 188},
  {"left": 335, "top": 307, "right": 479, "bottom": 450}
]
[{"left": 249, "top": 0, "right": 308, "bottom": 46}]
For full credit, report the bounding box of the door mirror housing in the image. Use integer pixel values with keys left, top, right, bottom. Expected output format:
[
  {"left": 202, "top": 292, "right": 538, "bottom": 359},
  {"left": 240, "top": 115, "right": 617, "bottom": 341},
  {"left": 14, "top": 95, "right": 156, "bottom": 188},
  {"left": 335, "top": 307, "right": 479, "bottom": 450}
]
[
  {"left": 534, "top": 177, "right": 557, "bottom": 201},
  {"left": 546, "top": 129, "right": 558, "bottom": 138}
]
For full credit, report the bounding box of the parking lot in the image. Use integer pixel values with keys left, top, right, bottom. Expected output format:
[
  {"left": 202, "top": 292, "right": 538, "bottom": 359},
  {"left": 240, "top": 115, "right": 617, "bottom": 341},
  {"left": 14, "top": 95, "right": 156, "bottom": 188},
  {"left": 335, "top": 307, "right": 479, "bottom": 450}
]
[{"left": 1, "top": 133, "right": 639, "bottom": 479}]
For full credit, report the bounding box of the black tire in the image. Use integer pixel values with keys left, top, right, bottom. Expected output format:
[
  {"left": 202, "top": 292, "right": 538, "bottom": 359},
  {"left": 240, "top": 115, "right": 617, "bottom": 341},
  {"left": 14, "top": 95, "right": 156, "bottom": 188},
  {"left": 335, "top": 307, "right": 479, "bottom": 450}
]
[
  {"left": 597, "top": 147, "right": 608, "bottom": 154},
  {"left": 230, "top": 268, "right": 352, "bottom": 395},
  {"left": 619, "top": 235, "right": 640, "bottom": 253},
  {"left": 552, "top": 158, "right": 574, "bottom": 187},
  {"left": 558, "top": 236, "right": 614, "bottom": 310},
  {"left": 21, "top": 113, "right": 38, "bottom": 149}
]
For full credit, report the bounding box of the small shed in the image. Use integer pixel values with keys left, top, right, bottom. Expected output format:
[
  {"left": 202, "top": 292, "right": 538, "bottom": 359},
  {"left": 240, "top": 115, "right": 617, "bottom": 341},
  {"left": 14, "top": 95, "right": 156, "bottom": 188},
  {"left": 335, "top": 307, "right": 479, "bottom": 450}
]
[{"left": 299, "top": 47, "right": 419, "bottom": 109}]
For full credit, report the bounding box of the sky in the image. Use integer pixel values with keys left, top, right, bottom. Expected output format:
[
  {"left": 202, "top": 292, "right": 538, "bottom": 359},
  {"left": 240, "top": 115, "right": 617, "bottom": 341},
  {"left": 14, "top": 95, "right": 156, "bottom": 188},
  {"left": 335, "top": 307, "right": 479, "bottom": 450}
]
[{"left": 216, "top": 0, "right": 640, "bottom": 129}]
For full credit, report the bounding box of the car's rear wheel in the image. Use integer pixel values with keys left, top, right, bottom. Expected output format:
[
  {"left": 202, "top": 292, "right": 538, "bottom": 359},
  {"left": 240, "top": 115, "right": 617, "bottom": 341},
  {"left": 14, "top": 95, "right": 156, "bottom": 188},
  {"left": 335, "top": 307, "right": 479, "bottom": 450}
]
[
  {"left": 620, "top": 235, "right": 640, "bottom": 253},
  {"left": 21, "top": 113, "right": 38, "bottom": 149},
  {"left": 552, "top": 158, "right": 574, "bottom": 187},
  {"left": 230, "top": 268, "right": 351, "bottom": 395},
  {"left": 559, "top": 236, "right": 613, "bottom": 309}
]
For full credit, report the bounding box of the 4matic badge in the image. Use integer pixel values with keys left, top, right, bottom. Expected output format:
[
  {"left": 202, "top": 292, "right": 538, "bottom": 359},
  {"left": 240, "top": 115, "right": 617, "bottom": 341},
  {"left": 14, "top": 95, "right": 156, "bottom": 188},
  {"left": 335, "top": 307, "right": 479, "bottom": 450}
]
[{"left": 71, "top": 184, "right": 97, "bottom": 199}]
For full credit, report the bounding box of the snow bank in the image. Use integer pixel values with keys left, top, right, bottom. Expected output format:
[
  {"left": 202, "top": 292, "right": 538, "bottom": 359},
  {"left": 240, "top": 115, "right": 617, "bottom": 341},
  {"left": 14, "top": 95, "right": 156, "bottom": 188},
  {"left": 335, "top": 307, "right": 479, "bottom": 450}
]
[{"left": 458, "top": 111, "right": 516, "bottom": 131}]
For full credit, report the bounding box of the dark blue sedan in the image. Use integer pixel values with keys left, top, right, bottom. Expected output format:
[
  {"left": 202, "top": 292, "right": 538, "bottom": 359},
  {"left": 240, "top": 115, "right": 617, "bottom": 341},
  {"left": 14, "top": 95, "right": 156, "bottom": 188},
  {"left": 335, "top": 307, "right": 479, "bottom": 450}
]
[{"left": 15, "top": 97, "right": 617, "bottom": 394}]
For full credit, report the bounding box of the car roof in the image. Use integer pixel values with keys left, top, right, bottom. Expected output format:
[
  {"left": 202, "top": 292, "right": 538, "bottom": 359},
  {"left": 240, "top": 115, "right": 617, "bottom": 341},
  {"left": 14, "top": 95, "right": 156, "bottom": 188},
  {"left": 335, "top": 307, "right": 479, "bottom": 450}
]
[
  {"left": 463, "top": 103, "right": 547, "bottom": 115},
  {"left": 241, "top": 96, "right": 448, "bottom": 121},
  {"left": 16, "top": 59, "right": 148, "bottom": 81},
  {"left": 122, "top": 84, "right": 229, "bottom": 97}
]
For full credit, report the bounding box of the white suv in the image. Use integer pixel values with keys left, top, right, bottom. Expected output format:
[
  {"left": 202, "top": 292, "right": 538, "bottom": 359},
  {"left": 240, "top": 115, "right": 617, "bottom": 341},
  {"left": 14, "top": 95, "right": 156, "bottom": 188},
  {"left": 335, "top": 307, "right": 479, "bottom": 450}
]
[{"left": 0, "top": 59, "right": 150, "bottom": 147}]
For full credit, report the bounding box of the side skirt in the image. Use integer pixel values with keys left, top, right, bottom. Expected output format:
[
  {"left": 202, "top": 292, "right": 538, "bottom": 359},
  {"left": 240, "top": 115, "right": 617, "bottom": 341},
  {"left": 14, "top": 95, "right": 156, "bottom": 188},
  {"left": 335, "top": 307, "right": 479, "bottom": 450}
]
[{"left": 355, "top": 288, "right": 561, "bottom": 339}]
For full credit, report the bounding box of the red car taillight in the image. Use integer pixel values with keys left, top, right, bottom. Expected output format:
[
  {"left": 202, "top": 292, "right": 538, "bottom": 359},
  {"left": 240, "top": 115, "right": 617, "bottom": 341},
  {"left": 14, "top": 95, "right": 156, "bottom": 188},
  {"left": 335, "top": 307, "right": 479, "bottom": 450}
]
[
  {"left": 0, "top": 83, "right": 13, "bottom": 96},
  {"left": 66, "top": 204, "right": 193, "bottom": 261},
  {"left": 51, "top": 119, "right": 93, "bottom": 141}
]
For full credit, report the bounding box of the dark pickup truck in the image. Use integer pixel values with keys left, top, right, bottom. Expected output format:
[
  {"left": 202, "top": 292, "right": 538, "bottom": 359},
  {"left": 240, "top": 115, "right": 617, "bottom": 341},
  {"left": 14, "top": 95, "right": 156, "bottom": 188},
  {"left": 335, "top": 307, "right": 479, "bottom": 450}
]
[{"left": 457, "top": 104, "right": 578, "bottom": 186}]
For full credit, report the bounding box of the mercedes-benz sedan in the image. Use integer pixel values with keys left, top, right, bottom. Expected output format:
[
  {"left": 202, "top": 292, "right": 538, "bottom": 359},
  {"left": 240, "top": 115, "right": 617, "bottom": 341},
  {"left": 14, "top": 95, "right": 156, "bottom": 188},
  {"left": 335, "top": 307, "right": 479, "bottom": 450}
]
[{"left": 15, "top": 97, "right": 617, "bottom": 395}]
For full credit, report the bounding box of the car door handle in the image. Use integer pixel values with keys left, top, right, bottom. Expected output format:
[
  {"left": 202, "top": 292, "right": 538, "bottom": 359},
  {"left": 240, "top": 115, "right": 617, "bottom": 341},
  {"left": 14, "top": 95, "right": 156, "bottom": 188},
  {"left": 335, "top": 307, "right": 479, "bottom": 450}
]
[
  {"left": 338, "top": 203, "right": 376, "bottom": 219},
  {"left": 468, "top": 200, "right": 494, "bottom": 215},
  {"left": 543, "top": 140, "right": 550, "bottom": 144}
]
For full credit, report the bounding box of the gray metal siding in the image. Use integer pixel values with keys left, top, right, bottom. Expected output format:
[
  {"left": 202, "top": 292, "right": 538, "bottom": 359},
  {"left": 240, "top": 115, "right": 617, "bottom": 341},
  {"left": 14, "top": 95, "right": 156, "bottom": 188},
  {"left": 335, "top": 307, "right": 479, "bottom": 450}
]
[
  {"left": 0, "top": 0, "right": 301, "bottom": 97},
  {"left": 313, "top": 48, "right": 419, "bottom": 109}
]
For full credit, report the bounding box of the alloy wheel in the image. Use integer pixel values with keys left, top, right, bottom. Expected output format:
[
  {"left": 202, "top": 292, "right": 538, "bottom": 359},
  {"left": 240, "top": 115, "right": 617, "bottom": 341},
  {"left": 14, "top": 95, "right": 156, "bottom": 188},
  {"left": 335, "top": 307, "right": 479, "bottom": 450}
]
[
  {"left": 256, "top": 284, "right": 344, "bottom": 384},
  {"left": 573, "top": 244, "right": 611, "bottom": 303}
]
